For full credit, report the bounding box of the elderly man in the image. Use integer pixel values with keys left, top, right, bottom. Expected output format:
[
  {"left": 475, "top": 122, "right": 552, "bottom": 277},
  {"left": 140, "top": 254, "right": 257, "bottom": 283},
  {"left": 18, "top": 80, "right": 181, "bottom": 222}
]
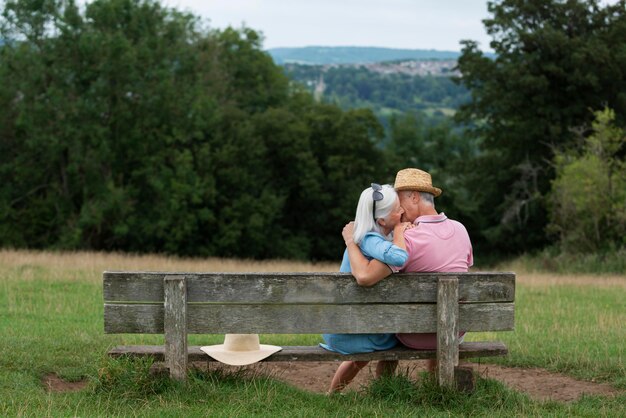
[
  {"left": 392, "top": 168, "right": 473, "bottom": 353},
  {"left": 339, "top": 168, "right": 473, "bottom": 385},
  {"left": 347, "top": 168, "right": 473, "bottom": 281}
]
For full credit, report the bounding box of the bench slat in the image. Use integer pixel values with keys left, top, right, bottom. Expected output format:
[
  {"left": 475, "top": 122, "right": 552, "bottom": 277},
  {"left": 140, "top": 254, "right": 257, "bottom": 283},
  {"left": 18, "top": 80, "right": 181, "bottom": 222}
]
[
  {"left": 104, "top": 302, "right": 514, "bottom": 334},
  {"left": 107, "top": 341, "right": 508, "bottom": 362},
  {"left": 103, "top": 272, "right": 515, "bottom": 304}
]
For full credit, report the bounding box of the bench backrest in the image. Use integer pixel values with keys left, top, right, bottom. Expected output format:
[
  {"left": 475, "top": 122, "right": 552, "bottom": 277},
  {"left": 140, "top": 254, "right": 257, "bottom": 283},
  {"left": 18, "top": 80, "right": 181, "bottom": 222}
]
[{"left": 103, "top": 272, "right": 515, "bottom": 335}]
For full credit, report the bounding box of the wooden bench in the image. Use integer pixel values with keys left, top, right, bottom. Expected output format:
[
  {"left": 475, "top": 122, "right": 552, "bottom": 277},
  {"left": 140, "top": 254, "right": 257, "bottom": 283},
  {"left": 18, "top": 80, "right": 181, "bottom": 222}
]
[{"left": 104, "top": 271, "right": 515, "bottom": 387}]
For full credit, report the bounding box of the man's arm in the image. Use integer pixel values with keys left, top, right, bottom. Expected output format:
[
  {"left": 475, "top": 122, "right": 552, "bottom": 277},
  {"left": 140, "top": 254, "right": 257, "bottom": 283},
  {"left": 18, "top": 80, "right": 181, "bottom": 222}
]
[{"left": 342, "top": 223, "right": 392, "bottom": 287}]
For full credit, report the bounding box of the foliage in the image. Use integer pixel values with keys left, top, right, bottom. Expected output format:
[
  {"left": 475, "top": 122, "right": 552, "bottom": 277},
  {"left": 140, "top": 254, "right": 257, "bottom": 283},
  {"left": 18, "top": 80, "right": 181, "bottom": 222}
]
[
  {"left": 456, "top": 0, "right": 626, "bottom": 255},
  {"left": 0, "top": 0, "right": 386, "bottom": 260},
  {"left": 548, "top": 107, "right": 626, "bottom": 253},
  {"left": 384, "top": 112, "right": 482, "bottom": 234},
  {"left": 4, "top": 0, "right": 626, "bottom": 260}
]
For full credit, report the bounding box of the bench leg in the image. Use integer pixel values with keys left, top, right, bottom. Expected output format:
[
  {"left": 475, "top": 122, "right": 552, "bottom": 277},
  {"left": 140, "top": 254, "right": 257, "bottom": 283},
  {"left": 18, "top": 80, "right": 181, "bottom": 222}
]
[
  {"left": 437, "top": 277, "right": 459, "bottom": 388},
  {"left": 164, "top": 276, "right": 188, "bottom": 381}
]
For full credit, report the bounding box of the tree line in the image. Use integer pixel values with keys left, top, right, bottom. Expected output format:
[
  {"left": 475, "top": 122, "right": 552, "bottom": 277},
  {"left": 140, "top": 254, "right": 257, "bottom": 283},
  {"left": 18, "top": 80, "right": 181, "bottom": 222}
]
[
  {"left": 1, "top": 0, "right": 625, "bottom": 262},
  {"left": 455, "top": 0, "right": 626, "bottom": 256},
  {"left": 0, "top": 0, "right": 390, "bottom": 260}
]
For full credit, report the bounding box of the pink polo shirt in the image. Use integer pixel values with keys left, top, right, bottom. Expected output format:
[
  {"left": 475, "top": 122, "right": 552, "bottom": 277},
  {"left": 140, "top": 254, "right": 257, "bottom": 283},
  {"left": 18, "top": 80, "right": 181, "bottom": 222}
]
[
  {"left": 396, "top": 213, "right": 473, "bottom": 350},
  {"left": 400, "top": 213, "right": 473, "bottom": 273}
]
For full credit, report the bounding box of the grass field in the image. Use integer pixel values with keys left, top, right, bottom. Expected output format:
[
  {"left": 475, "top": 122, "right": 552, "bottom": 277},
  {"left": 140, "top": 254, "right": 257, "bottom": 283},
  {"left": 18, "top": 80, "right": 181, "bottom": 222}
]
[{"left": 1, "top": 249, "right": 624, "bottom": 416}]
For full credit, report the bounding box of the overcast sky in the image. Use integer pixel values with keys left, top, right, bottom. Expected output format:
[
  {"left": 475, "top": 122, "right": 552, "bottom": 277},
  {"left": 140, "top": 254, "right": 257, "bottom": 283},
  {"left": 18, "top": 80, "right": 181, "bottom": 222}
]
[{"left": 163, "top": 0, "right": 495, "bottom": 52}]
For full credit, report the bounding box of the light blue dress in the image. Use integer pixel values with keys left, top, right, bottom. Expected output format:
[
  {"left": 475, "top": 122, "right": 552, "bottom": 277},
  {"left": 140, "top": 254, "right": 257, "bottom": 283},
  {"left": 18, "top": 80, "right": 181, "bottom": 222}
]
[{"left": 320, "top": 232, "right": 408, "bottom": 354}]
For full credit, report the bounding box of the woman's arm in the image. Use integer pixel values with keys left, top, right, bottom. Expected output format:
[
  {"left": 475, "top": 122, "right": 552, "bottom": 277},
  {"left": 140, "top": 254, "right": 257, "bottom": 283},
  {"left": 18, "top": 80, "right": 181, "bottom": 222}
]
[
  {"left": 393, "top": 222, "right": 413, "bottom": 250},
  {"left": 342, "top": 223, "right": 394, "bottom": 287},
  {"left": 360, "top": 230, "right": 410, "bottom": 267}
]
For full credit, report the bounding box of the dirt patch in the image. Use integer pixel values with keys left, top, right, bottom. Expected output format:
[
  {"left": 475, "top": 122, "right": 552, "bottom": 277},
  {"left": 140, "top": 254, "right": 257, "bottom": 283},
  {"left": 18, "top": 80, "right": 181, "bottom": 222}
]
[
  {"left": 42, "top": 374, "right": 89, "bottom": 393},
  {"left": 206, "top": 361, "right": 623, "bottom": 403},
  {"left": 469, "top": 363, "right": 622, "bottom": 402}
]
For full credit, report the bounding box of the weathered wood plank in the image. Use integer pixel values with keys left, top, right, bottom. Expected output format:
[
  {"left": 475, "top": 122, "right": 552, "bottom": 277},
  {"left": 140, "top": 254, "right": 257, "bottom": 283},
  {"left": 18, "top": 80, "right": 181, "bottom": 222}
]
[
  {"left": 104, "top": 302, "right": 515, "bottom": 334},
  {"left": 164, "top": 276, "right": 187, "bottom": 381},
  {"left": 107, "top": 341, "right": 508, "bottom": 362},
  {"left": 437, "top": 278, "right": 459, "bottom": 387},
  {"left": 103, "top": 272, "right": 515, "bottom": 304}
]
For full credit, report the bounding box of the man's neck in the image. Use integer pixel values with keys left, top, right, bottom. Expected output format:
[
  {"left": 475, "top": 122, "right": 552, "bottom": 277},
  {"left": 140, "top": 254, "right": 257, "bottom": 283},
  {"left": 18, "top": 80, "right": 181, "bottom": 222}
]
[{"left": 419, "top": 206, "right": 438, "bottom": 217}]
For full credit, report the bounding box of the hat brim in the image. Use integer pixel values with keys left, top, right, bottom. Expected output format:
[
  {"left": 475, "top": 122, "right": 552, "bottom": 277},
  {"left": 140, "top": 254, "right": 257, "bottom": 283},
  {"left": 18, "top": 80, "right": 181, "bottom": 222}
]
[
  {"left": 200, "top": 344, "right": 282, "bottom": 366},
  {"left": 394, "top": 185, "right": 442, "bottom": 197}
]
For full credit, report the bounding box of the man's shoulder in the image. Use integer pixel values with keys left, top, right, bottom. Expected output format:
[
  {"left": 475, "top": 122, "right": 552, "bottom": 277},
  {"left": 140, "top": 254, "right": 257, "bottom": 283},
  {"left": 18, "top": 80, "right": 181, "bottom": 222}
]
[
  {"left": 446, "top": 218, "right": 472, "bottom": 242},
  {"left": 447, "top": 217, "right": 468, "bottom": 229}
]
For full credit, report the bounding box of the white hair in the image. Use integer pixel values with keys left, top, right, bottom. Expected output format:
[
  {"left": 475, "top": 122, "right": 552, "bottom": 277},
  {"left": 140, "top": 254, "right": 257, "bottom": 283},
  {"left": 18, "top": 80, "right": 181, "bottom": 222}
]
[
  {"left": 419, "top": 192, "right": 434, "bottom": 206},
  {"left": 399, "top": 190, "right": 435, "bottom": 206},
  {"left": 353, "top": 184, "right": 398, "bottom": 244}
]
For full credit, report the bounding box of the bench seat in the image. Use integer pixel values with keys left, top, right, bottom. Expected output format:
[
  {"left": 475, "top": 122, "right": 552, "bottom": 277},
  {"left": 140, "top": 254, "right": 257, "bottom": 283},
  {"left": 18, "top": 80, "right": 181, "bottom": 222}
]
[{"left": 108, "top": 341, "right": 508, "bottom": 362}]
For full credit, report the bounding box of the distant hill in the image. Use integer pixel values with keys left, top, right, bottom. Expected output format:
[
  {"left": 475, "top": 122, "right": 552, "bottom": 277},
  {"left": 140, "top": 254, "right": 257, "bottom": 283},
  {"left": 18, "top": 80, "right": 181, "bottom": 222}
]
[
  {"left": 283, "top": 63, "right": 469, "bottom": 124},
  {"left": 267, "top": 46, "right": 462, "bottom": 65}
]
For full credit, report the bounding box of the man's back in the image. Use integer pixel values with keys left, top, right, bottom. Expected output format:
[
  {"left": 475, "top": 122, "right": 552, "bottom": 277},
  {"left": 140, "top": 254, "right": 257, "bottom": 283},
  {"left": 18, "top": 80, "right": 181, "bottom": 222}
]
[
  {"left": 401, "top": 213, "right": 473, "bottom": 273},
  {"left": 397, "top": 212, "right": 473, "bottom": 349}
]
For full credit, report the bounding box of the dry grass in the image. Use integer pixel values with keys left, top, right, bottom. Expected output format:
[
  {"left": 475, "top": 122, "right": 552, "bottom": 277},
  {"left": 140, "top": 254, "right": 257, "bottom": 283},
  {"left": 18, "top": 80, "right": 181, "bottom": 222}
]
[
  {"left": 2, "top": 249, "right": 624, "bottom": 288},
  {"left": 487, "top": 258, "right": 625, "bottom": 288},
  {"left": 518, "top": 273, "right": 626, "bottom": 288},
  {"left": 0, "top": 249, "right": 338, "bottom": 283}
]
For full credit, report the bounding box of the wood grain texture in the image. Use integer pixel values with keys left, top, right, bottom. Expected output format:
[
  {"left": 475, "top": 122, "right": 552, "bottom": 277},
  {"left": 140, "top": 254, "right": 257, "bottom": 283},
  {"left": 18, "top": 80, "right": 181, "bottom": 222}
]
[
  {"left": 103, "top": 272, "right": 515, "bottom": 304},
  {"left": 437, "top": 278, "right": 459, "bottom": 387},
  {"left": 103, "top": 271, "right": 515, "bottom": 389},
  {"left": 104, "top": 302, "right": 514, "bottom": 334},
  {"left": 108, "top": 341, "right": 508, "bottom": 362},
  {"left": 164, "top": 276, "right": 187, "bottom": 381}
]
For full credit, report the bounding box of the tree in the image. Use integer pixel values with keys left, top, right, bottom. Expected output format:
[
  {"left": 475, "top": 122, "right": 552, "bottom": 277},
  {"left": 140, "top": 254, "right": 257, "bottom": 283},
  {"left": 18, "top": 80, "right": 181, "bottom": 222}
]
[
  {"left": 548, "top": 107, "right": 626, "bottom": 252},
  {"left": 0, "top": 0, "right": 229, "bottom": 253},
  {"left": 456, "top": 0, "right": 626, "bottom": 254},
  {"left": 301, "top": 103, "right": 386, "bottom": 259},
  {"left": 385, "top": 112, "right": 482, "bottom": 237},
  {"left": 0, "top": 0, "right": 388, "bottom": 260}
]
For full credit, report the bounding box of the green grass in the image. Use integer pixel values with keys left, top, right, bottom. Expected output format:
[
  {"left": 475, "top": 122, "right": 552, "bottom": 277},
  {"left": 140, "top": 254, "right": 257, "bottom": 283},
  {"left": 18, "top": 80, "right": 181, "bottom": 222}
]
[
  {"left": 1, "top": 253, "right": 624, "bottom": 416},
  {"left": 467, "top": 284, "right": 626, "bottom": 388}
]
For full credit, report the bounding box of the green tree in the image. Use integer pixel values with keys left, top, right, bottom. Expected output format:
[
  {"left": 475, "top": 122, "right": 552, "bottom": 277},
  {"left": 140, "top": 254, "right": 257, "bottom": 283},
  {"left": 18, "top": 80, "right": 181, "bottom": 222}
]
[
  {"left": 385, "top": 112, "right": 481, "bottom": 236},
  {"left": 0, "top": 0, "right": 388, "bottom": 260},
  {"left": 0, "top": 0, "right": 229, "bottom": 254},
  {"left": 548, "top": 108, "right": 626, "bottom": 252},
  {"left": 303, "top": 103, "right": 386, "bottom": 259},
  {"left": 456, "top": 0, "right": 626, "bottom": 254}
]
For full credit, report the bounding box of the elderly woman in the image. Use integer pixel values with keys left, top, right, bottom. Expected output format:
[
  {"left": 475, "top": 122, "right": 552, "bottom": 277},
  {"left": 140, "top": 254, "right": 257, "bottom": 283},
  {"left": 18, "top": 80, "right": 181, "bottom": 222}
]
[{"left": 321, "top": 183, "right": 414, "bottom": 393}]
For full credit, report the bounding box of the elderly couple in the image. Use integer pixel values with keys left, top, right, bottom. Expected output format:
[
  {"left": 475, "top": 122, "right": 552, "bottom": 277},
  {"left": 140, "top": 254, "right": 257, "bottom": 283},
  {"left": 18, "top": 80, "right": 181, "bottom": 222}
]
[{"left": 320, "top": 167, "right": 473, "bottom": 393}]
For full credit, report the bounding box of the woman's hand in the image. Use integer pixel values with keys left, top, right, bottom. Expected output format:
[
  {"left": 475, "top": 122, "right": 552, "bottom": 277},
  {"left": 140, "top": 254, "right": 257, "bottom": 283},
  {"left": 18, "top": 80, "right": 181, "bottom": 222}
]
[
  {"left": 342, "top": 222, "right": 355, "bottom": 246},
  {"left": 394, "top": 221, "right": 414, "bottom": 235}
]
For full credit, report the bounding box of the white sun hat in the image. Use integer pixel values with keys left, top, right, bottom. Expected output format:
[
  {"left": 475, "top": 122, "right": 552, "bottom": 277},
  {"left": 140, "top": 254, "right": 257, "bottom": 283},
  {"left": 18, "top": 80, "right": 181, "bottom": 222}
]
[{"left": 200, "top": 334, "right": 282, "bottom": 366}]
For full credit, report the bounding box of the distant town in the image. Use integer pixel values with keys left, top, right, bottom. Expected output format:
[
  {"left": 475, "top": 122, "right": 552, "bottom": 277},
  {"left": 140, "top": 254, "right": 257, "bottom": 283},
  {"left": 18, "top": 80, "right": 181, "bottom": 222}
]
[
  {"left": 284, "top": 59, "right": 460, "bottom": 77},
  {"left": 350, "top": 60, "right": 459, "bottom": 77}
]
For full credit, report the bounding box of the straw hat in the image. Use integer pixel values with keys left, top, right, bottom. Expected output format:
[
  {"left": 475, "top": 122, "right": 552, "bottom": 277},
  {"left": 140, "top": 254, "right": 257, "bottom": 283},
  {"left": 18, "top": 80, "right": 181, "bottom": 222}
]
[
  {"left": 394, "top": 168, "right": 442, "bottom": 197},
  {"left": 200, "top": 334, "right": 282, "bottom": 366}
]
